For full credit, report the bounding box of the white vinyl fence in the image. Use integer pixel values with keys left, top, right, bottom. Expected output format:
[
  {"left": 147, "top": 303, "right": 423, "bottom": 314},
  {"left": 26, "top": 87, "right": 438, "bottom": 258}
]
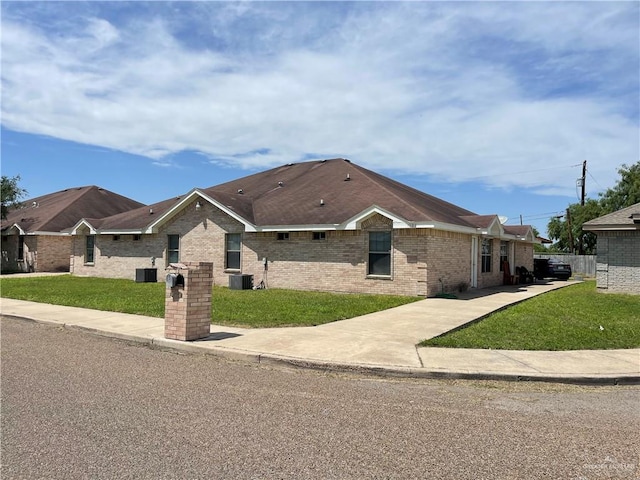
[{"left": 534, "top": 254, "right": 596, "bottom": 277}]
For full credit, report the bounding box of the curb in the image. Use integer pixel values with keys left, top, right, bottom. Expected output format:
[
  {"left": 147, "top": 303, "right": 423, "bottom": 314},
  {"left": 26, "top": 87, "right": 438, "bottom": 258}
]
[{"left": 6, "top": 315, "right": 639, "bottom": 386}]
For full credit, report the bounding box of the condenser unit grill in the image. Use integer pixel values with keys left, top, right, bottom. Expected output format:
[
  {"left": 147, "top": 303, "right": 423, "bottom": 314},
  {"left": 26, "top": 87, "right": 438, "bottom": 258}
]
[{"left": 229, "top": 274, "right": 253, "bottom": 290}]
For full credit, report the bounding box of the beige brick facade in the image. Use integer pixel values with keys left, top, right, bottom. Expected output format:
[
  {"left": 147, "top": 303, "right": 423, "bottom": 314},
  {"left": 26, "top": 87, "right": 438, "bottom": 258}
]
[
  {"left": 595, "top": 231, "right": 640, "bottom": 294},
  {"left": 164, "top": 261, "right": 213, "bottom": 341},
  {"left": 1, "top": 234, "right": 71, "bottom": 273},
  {"left": 70, "top": 200, "right": 535, "bottom": 297}
]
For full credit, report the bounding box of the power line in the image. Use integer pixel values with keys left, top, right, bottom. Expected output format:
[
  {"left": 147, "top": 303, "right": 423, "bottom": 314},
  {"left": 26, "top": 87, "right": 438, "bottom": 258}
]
[
  {"left": 463, "top": 163, "right": 582, "bottom": 181},
  {"left": 586, "top": 168, "right": 604, "bottom": 190},
  {"left": 518, "top": 211, "right": 565, "bottom": 220}
]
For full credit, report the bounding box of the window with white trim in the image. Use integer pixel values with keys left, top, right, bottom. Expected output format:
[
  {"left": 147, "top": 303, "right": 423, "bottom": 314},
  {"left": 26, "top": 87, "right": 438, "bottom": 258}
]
[
  {"left": 499, "top": 241, "right": 508, "bottom": 272},
  {"left": 368, "top": 231, "right": 392, "bottom": 276},
  {"left": 481, "top": 238, "right": 492, "bottom": 273},
  {"left": 167, "top": 235, "right": 180, "bottom": 264},
  {"left": 225, "top": 233, "right": 241, "bottom": 270},
  {"left": 85, "top": 235, "right": 95, "bottom": 264},
  {"left": 18, "top": 235, "right": 25, "bottom": 260}
]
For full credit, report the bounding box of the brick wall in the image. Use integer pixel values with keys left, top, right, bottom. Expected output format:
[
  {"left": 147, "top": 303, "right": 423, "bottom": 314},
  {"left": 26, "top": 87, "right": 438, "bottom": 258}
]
[
  {"left": 35, "top": 236, "right": 72, "bottom": 272},
  {"left": 595, "top": 231, "right": 640, "bottom": 294},
  {"left": 424, "top": 230, "right": 471, "bottom": 295},
  {"left": 1, "top": 235, "right": 20, "bottom": 272},
  {"left": 165, "top": 261, "right": 213, "bottom": 341},
  {"left": 1, "top": 234, "right": 40, "bottom": 272},
  {"left": 476, "top": 238, "right": 503, "bottom": 289},
  {"left": 514, "top": 243, "right": 534, "bottom": 272},
  {"left": 69, "top": 201, "right": 534, "bottom": 297},
  {"left": 72, "top": 201, "right": 243, "bottom": 282}
]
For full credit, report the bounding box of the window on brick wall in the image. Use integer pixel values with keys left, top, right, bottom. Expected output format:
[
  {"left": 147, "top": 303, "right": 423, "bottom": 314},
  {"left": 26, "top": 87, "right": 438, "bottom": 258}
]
[
  {"left": 368, "top": 231, "right": 392, "bottom": 276},
  {"left": 133, "top": 234, "right": 142, "bottom": 241},
  {"left": 18, "top": 235, "right": 25, "bottom": 260},
  {"left": 277, "top": 232, "right": 289, "bottom": 241},
  {"left": 312, "top": 232, "right": 326, "bottom": 241},
  {"left": 167, "top": 235, "right": 180, "bottom": 264},
  {"left": 85, "top": 235, "right": 95, "bottom": 264},
  {"left": 225, "top": 233, "right": 241, "bottom": 270},
  {"left": 499, "top": 241, "right": 508, "bottom": 271},
  {"left": 481, "top": 238, "right": 492, "bottom": 273}
]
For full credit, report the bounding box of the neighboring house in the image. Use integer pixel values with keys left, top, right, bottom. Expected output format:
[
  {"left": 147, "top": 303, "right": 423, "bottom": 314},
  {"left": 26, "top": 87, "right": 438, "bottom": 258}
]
[
  {"left": 70, "top": 158, "right": 536, "bottom": 297},
  {"left": 583, "top": 203, "right": 640, "bottom": 295},
  {"left": 1, "top": 186, "right": 144, "bottom": 273}
]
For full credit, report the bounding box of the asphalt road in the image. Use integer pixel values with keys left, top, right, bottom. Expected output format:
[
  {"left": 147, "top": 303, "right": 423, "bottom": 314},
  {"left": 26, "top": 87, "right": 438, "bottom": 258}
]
[{"left": 2, "top": 317, "right": 639, "bottom": 480}]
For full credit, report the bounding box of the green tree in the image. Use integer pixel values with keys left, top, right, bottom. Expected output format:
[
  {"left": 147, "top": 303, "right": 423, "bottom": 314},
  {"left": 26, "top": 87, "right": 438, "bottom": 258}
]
[
  {"left": 546, "top": 161, "right": 640, "bottom": 253},
  {"left": 531, "top": 227, "right": 549, "bottom": 253},
  {"left": 598, "top": 162, "right": 640, "bottom": 212},
  {"left": 547, "top": 199, "right": 602, "bottom": 254},
  {"left": 1, "top": 175, "right": 28, "bottom": 220}
]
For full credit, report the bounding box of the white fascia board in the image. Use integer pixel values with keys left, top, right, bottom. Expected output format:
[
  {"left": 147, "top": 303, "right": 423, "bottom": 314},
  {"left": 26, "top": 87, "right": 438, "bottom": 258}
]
[
  {"left": 342, "top": 205, "right": 413, "bottom": 230},
  {"left": 29, "top": 231, "right": 71, "bottom": 236},
  {"left": 256, "top": 224, "right": 340, "bottom": 232},
  {"left": 96, "top": 229, "right": 145, "bottom": 235},
  {"left": 414, "top": 222, "right": 478, "bottom": 235},
  {"left": 144, "top": 189, "right": 257, "bottom": 234},
  {"left": 3, "top": 224, "right": 26, "bottom": 235},
  {"left": 583, "top": 225, "right": 640, "bottom": 232},
  {"left": 70, "top": 219, "right": 97, "bottom": 235}
]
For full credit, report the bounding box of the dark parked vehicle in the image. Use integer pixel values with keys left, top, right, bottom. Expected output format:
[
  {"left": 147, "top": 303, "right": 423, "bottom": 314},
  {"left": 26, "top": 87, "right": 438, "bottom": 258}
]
[{"left": 534, "top": 258, "right": 572, "bottom": 280}]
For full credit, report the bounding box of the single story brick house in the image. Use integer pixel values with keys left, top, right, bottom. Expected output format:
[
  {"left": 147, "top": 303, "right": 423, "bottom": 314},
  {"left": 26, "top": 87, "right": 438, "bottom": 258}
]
[
  {"left": 1, "top": 186, "right": 144, "bottom": 273},
  {"left": 583, "top": 202, "right": 640, "bottom": 295},
  {"left": 70, "top": 158, "right": 536, "bottom": 296}
]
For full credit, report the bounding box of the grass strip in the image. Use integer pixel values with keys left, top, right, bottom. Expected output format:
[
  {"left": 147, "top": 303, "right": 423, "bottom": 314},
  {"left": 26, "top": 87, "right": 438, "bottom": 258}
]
[
  {"left": 0, "top": 275, "right": 420, "bottom": 328},
  {"left": 421, "top": 281, "right": 640, "bottom": 350}
]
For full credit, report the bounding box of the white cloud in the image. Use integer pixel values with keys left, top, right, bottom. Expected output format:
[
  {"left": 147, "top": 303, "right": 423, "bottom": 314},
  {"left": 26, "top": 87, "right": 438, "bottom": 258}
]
[{"left": 1, "top": 2, "right": 637, "bottom": 196}]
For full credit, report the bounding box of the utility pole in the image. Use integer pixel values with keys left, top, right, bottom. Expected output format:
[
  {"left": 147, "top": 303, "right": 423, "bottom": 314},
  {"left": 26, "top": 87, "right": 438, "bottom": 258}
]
[
  {"left": 577, "top": 160, "right": 587, "bottom": 254},
  {"left": 580, "top": 160, "right": 587, "bottom": 206}
]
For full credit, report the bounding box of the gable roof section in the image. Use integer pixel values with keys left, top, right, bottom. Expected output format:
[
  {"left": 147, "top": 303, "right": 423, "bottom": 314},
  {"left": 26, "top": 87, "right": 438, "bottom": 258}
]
[
  {"left": 583, "top": 203, "right": 640, "bottom": 231},
  {"left": 503, "top": 225, "right": 536, "bottom": 241},
  {"left": 1, "top": 186, "right": 145, "bottom": 235}
]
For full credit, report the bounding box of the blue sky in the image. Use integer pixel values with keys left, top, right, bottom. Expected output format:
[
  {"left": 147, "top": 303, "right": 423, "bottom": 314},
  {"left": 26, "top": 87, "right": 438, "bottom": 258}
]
[{"left": 2, "top": 1, "right": 638, "bottom": 236}]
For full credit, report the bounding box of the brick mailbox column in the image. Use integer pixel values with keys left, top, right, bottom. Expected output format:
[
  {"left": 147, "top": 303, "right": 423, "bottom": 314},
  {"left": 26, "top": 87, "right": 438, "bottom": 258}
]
[{"left": 164, "top": 261, "right": 213, "bottom": 341}]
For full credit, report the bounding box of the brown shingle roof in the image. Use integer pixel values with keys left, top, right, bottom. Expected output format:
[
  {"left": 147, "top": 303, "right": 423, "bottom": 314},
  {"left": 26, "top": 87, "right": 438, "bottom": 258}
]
[
  {"left": 1, "top": 186, "right": 144, "bottom": 234},
  {"left": 583, "top": 202, "right": 640, "bottom": 230},
  {"left": 90, "top": 196, "right": 183, "bottom": 231},
  {"left": 201, "top": 158, "right": 478, "bottom": 227},
  {"left": 49, "top": 159, "right": 534, "bottom": 237}
]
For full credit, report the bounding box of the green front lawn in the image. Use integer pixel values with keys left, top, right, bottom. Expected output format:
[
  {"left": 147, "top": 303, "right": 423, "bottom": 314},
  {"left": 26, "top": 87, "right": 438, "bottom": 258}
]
[
  {"left": 421, "top": 281, "right": 640, "bottom": 350},
  {"left": 0, "top": 275, "right": 420, "bottom": 328}
]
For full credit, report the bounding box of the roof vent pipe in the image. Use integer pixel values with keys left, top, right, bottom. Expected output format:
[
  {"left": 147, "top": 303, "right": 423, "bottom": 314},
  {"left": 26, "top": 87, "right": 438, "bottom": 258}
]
[
  {"left": 320, "top": 199, "right": 324, "bottom": 206},
  {"left": 149, "top": 208, "right": 154, "bottom": 214},
  {"left": 345, "top": 173, "right": 350, "bottom": 181},
  {"left": 278, "top": 181, "right": 283, "bottom": 187},
  {"left": 237, "top": 189, "right": 243, "bottom": 194}
]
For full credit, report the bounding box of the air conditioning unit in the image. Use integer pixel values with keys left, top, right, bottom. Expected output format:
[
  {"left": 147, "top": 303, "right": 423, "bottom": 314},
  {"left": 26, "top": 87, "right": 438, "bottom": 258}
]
[
  {"left": 135, "top": 268, "right": 158, "bottom": 283},
  {"left": 229, "top": 274, "right": 253, "bottom": 290}
]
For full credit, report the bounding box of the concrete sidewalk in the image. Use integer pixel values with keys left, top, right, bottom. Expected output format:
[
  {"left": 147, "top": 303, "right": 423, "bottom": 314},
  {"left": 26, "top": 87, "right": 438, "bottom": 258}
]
[{"left": 1, "top": 281, "right": 638, "bottom": 385}]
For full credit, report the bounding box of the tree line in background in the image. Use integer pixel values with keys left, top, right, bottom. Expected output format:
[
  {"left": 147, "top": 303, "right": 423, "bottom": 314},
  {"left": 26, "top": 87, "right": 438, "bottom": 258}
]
[{"left": 545, "top": 162, "right": 640, "bottom": 255}]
